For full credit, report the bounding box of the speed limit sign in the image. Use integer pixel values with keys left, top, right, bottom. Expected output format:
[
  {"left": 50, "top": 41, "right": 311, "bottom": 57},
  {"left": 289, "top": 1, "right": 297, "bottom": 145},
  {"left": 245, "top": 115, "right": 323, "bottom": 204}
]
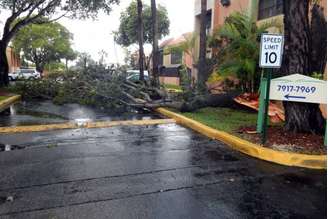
[
  {"left": 259, "top": 33, "right": 284, "bottom": 68},
  {"left": 258, "top": 33, "right": 284, "bottom": 144}
]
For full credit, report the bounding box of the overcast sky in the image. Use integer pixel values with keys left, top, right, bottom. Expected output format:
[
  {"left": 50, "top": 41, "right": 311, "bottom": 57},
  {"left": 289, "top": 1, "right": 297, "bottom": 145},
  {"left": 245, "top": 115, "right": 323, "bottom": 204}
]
[
  {"left": 58, "top": 0, "right": 195, "bottom": 64},
  {"left": 0, "top": 0, "right": 194, "bottom": 64}
]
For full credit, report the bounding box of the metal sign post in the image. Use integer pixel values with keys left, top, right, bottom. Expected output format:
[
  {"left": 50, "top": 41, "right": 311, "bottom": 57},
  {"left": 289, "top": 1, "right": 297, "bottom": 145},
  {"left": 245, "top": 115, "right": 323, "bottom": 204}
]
[
  {"left": 261, "top": 69, "right": 272, "bottom": 144},
  {"left": 256, "top": 74, "right": 267, "bottom": 133},
  {"left": 258, "top": 33, "right": 284, "bottom": 144}
]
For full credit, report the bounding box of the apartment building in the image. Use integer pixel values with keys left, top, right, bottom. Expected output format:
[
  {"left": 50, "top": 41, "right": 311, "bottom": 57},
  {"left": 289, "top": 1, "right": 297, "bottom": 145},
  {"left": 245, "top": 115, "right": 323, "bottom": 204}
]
[
  {"left": 158, "top": 33, "right": 194, "bottom": 86},
  {"left": 6, "top": 47, "right": 20, "bottom": 73},
  {"left": 193, "top": 0, "right": 327, "bottom": 80}
]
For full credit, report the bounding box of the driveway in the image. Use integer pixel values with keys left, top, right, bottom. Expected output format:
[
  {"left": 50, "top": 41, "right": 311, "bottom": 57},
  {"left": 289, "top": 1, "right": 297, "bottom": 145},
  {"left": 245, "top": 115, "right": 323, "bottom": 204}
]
[{"left": 0, "top": 122, "right": 326, "bottom": 218}]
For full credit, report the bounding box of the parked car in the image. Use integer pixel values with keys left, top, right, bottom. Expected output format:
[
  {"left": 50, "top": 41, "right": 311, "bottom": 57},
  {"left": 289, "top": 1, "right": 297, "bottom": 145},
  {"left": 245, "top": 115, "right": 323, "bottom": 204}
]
[
  {"left": 126, "top": 70, "right": 149, "bottom": 82},
  {"left": 9, "top": 68, "right": 41, "bottom": 81}
]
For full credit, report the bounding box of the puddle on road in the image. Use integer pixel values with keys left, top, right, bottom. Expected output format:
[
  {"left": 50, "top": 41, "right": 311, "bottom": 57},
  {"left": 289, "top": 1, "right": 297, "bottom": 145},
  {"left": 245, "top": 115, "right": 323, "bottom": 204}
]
[
  {"left": 14, "top": 107, "right": 68, "bottom": 120},
  {"left": 0, "top": 143, "right": 25, "bottom": 152},
  {"left": 0, "top": 100, "right": 163, "bottom": 127}
]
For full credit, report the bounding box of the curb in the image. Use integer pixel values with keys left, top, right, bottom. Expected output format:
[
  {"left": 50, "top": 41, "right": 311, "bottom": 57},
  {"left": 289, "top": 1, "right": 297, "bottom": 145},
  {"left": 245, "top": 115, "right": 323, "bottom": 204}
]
[
  {"left": 156, "top": 108, "right": 327, "bottom": 170},
  {"left": 0, "top": 119, "right": 175, "bottom": 134},
  {"left": 0, "top": 95, "right": 21, "bottom": 112},
  {"left": 86, "top": 119, "right": 175, "bottom": 129},
  {"left": 166, "top": 88, "right": 183, "bottom": 93}
]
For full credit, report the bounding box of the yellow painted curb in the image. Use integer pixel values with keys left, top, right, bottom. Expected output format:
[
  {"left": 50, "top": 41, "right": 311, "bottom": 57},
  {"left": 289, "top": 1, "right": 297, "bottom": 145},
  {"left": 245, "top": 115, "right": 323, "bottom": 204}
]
[
  {"left": 166, "top": 88, "right": 183, "bottom": 93},
  {"left": 86, "top": 119, "right": 175, "bottom": 129},
  {"left": 0, "top": 119, "right": 175, "bottom": 134},
  {"left": 0, "top": 95, "right": 21, "bottom": 112},
  {"left": 156, "top": 108, "right": 327, "bottom": 170},
  {"left": 0, "top": 123, "right": 77, "bottom": 133}
]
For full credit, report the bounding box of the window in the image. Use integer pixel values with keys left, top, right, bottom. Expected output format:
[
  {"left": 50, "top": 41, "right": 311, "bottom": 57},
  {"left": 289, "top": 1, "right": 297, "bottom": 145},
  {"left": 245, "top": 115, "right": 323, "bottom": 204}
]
[
  {"left": 171, "top": 51, "right": 182, "bottom": 65},
  {"left": 206, "top": 11, "right": 212, "bottom": 35},
  {"left": 258, "top": 0, "right": 283, "bottom": 20}
]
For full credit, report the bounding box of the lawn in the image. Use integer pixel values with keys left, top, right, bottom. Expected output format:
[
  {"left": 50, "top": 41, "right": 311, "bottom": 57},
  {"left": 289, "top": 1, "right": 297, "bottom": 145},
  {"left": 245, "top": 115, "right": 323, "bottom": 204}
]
[
  {"left": 0, "top": 96, "right": 9, "bottom": 102},
  {"left": 178, "top": 107, "right": 325, "bottom": 154},
  {"left": 163, "top": 84, "right": 182, "bottom": 91},
  {"left": 180, "top": 107, "right": 258, "bottom": 134}
]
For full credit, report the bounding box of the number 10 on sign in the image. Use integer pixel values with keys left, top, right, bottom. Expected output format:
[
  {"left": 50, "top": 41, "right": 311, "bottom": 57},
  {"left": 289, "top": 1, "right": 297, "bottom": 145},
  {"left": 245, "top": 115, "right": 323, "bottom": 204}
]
[{"left": 259, "top": 34, "right": 284, "bottom": 68}]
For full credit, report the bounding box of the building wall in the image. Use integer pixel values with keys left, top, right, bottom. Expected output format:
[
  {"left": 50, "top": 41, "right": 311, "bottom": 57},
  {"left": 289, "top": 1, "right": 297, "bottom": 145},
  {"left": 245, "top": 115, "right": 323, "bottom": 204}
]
[
  {"left": 193, "top": 0, "right": 248, "bottom": 79},
  {"left": 323, "top": 0, "right": 327, "bottom": 18},
  {"left": 159, "top": 33, "right": 195, "bottom": 85},
  {"left": 163, "top": 52, "right": 193, "bottom": 69},
  {"left": 207, "top": 0, "right": 250, "bottom": 72},
  {"left": 213, "top": 0, "right": 249, "bottom": 29},
  {"left": 255, "top": 0, "right": 327, "bottom": 33},
  {"left": 159, "top": 76, "right": 180, "bottom": 86},
  {"left": 6, "top": 47, "right": 20, "bottom": 73},
  {"left": 163, "top": 53, "right": 171, "bottom": 66},
  {"left": 160, "top": 52, "right": 192, "bottom": 85},
  {"left": 193, "top": 0, "right": 327, "bottom": 82},
  {"left": 184, "top": 52, "right": 193, "bottom": 69}
]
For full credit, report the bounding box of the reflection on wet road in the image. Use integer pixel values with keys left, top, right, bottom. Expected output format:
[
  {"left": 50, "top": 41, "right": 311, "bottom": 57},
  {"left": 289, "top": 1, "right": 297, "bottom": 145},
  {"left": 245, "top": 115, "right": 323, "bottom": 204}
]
[
  {"left": 0, "top": 101, "right": 162, "bottom": 127},
  {"left": 0, "top": 123, "right": 326, "bottom": 218}
]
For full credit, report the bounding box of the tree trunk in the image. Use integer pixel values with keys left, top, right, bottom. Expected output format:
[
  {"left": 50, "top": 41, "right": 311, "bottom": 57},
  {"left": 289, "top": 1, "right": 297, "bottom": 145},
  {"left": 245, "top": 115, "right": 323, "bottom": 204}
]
[
  {"left": 137, "top": 0, "right": 145, "bottom": 81},
  {"left": 180, "top": 91, "right": 241, "bottom": 112},
  {"left": 35, "top": 62, "right": 44, "bottom": 74},
  {"left": 0, "top": 40, "right": 9, "bottom": 87},
  {"left": 282, "top": 0, "right": 324, "bottom": 134},
  {"left": 151, "top": 0, "right": 160, "bottom": 87},
  {"left": 83, "top": 57, "right": 87, "bottom": 71},
  {"left": 198, "top": 0, "right": 207, "bottom": 92},
  {"left": 310, "top": 3, "right": 327, "bottom": 74},
  {"left": 65, "top": 59, "right": 68, "bottom": 72}
]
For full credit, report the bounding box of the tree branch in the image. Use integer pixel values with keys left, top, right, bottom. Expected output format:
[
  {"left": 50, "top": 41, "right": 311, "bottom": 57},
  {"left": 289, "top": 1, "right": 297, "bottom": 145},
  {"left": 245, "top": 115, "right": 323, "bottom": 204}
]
[{"left": 4, "top": 0, "right": 60, "bottom": 43}]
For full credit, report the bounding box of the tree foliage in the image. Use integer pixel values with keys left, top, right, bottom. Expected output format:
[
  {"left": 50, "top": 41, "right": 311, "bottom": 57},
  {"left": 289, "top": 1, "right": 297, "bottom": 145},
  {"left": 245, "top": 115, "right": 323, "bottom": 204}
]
[
  {"left": 9, "top": 64, "right": 175, "bottom": 112},
  {"left": 0, "top": 0, "right": 119, "bottom": 86},
  {"left": 114, "top": 0, "right": 169, "bottom": 47},
  {"left": 0, "top": 0, "right": 119, "bottom": 44},
  {"left": 211, "top": 12, "right": 281, "bottom": 92},
  {"left": 75, "top": 52, "right": 96, "bottom": 70},
  {"left": 12, "top": 21, "right": 75, "bottom": 72}
]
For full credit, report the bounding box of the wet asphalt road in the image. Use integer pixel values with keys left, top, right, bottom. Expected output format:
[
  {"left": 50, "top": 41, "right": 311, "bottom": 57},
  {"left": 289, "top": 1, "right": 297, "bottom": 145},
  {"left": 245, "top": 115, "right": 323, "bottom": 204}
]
[
  {"left": 0, "top": 101, "right": 161, "bottom": 127},
  {"left": 0, "top": 123, "right": 326, "bottom": 219}
]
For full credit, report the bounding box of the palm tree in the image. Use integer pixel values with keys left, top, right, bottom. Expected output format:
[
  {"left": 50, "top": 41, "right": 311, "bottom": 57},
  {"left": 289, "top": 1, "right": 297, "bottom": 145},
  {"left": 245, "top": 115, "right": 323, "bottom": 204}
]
[
  {"left": 151, "top": 0, "right": 160, "bottom": 87},
  {"left": 213, "top": 12, "right": 280, "bottom": 92},
  {"left": 137, "top": 0, "right": 145, "bottom": 81},
  {"left": 197, "top": 0, "right": 207, "bottom": 92}
]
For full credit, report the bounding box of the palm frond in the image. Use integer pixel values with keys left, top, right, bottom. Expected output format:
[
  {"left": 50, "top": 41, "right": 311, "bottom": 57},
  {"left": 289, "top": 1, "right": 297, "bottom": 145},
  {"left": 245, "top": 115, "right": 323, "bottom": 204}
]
[{"left": 211, "top": 11, "right": 278, "bottom": 92}]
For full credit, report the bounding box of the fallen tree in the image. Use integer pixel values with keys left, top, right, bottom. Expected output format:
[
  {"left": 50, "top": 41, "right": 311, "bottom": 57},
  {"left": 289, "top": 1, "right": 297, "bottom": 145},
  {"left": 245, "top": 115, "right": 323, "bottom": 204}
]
[{"left": 8, "top": 66, "right": 239, "bottom": 113}]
